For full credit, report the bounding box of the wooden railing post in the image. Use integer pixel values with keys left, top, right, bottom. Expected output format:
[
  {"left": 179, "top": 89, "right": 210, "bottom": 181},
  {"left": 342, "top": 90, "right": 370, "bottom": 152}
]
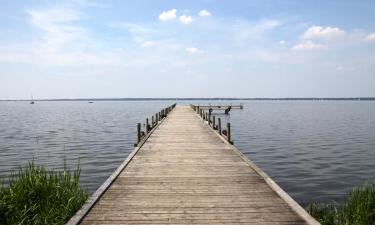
[
  {"left": 227, "top": 122, "right": 232, "bottom": 144},
  {"left": 212, "top": 116, "right": 216, "bottom": 129},
  {"left": 136, "top": 123, "right": 141, "bottom": 145},
  {"left": 218, "top": 118, "right": 222, "bottom": 135},
  {"left": 156, "top": 113, "right": 158, "bottom": 123},
  {"left": 151, "top": 116, "right": 154, "bottom": 127},
  {"left": 146, "top": 118, "right": 149, "bottom": 134}
]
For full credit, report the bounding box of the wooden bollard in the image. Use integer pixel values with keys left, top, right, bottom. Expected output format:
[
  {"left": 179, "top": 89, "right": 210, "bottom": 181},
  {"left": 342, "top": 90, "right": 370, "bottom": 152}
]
[
  {"left": 136, "top": 123, "right": 141, "bottom": 145},
  {"left": 218, "top": 118, "right": 222, "bottom": 135},
  {"left": 151, "top": 116, "right": 154, "bottom": 127},
  {"left": 227, "top": 122, "right": 232, "bottom": 144},
  {"left": 156, "top": 113, "right": 159, "bottom": 123},
  {"left": 213, "top": 116, "right": 216, "bottom": 129},
  {"left": 146, "top": 118, "right": 149, "bottom": 134},
  {"left": 205, "top": 112, "right": 208, "bottom": 122}
]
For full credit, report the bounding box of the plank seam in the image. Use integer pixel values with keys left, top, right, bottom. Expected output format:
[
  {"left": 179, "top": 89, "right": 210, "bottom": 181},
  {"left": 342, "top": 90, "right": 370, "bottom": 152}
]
[
  {"left": 190, "top": 107, "right": 320, "bottom": 225},
  {"left": 66, "top": 108, "right": 175, "bottom": 225}
]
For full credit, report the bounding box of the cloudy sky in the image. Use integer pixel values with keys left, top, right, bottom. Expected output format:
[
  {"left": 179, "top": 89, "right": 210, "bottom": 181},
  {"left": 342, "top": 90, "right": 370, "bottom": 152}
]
[{"left": 1, "top": 0, "right": 375, "bottom": 99}]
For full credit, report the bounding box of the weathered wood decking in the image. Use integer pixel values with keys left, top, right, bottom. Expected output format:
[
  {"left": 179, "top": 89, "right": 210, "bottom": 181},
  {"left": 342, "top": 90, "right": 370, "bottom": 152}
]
[{"left": 69, "top": 105, "right": 319, "bottom": 225}]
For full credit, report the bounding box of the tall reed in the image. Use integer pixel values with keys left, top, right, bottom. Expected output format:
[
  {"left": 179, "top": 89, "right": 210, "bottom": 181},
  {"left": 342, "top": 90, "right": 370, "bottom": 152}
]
[
  {"left": 0, "top": 161, "right": 88, "bottom": 225},
  {"left": 308, "top": 181, "right": 375, "bottom": 225}
]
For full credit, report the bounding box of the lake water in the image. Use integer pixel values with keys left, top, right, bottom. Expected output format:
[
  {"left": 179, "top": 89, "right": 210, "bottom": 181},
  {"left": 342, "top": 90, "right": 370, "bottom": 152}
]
[{"left": 0, "top": 100, "right": 374, "bottom": 205}]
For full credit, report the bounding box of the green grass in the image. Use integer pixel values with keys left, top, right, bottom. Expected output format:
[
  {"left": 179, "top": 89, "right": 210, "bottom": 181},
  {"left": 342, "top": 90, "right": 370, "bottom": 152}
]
[
  {"left": 0, "top": 161, "right": 89, "bottom": 225},
  {"left": 308, "top": 181, "right": 375, "bottom": 225}
]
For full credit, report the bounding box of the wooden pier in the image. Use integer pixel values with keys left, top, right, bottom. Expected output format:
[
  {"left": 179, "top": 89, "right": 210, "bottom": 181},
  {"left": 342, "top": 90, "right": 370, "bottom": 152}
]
[
  {"left": 191, "top": 104, "right": 243, "bottom": 114},
  {"left": 68, "top": 105, "right": 319, "bottom": 225}
]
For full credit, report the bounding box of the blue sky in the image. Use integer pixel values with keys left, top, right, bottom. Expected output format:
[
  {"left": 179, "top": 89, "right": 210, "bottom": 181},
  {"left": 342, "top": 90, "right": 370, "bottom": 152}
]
[{"left": 0, "top": 0, "right": 375, "bottom": 99}]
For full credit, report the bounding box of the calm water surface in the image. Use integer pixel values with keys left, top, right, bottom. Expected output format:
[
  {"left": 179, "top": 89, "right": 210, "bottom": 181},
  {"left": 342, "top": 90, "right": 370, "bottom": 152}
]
[{"left": 0, "top": 100, "right": 374, "bottom": 205}]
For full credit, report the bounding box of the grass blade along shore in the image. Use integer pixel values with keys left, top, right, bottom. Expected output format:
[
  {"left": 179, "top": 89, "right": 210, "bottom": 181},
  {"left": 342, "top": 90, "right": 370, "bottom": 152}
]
[
  {"left": 308, "top": 181, "right": 375, "bottom": 225},
  {"left": 0, "top": 161, "right": 88, "bottom": 225}
]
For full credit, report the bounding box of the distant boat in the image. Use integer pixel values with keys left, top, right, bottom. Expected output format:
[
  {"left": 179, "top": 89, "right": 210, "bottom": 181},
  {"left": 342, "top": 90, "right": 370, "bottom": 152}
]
[
  {"left": 88, "top": 101, "right": 93, "bottom": 103},
  {"left": 30, "top": 94, "right": 35, "bottom": 104}
]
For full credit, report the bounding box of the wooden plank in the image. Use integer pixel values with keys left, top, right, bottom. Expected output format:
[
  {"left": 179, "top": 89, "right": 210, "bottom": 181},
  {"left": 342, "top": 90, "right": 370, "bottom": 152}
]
[{"left": 71, "top": 105, "right": 319, "bottom": 225}]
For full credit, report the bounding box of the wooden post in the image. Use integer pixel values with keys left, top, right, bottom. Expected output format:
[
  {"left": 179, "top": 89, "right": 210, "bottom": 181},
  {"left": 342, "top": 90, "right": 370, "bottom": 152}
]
[
  {"left": 136, "top": 123, "right": 141, "bottom": 145},
  {"left": 213, "top": 116, "right": 216, "bottom": 129},
  {"left": 151, "top": 116, "right": 154, "bottom": 127},
  {"left": 156, "top": 113, "right": 159, "bottom": 123},
  {"left": 205, "top": 112, "right": 208, "bottom": 121},
  {"left": 218, "top": 118, "right": 222, "bottom": 135},
  {"left": 146, "top": 118, "right": 149, "bottom": 134},
  {"left": 227, "top": 122, "right": 231, "bottom": 144}
]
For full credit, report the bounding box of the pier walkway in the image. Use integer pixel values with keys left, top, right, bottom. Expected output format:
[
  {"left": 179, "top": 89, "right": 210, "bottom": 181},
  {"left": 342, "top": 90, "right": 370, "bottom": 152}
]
[{"left": 69, "top": 105, "right": 319, "bottom": 225}]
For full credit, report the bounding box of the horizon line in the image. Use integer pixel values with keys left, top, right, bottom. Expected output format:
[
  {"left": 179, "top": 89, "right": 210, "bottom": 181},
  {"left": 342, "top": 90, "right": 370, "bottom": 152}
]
[{"left": 1, "top": 97, "right": 375, "bottom": 101}]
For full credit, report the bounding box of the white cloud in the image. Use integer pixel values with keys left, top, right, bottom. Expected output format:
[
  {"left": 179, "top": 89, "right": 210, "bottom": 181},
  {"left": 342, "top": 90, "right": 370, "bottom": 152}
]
[
  {"left": 291, "top": 40, "right": 325, "bottom": 51},
  {"left": 365, "top": 33, "right": 375, "bottom": 42},
  {"left": 232, "top": 19, "right": 280, "bottom": 42},
  {"left": 179, "top": 15, "right": 194, "bottom": 24},
  {"left": 158, "top": 9, "right": 177, "bottom": 22},
  {"left": 0, "top": 7, "right": 121, "bottom": 66},
  {"left": 301, "top": 26, "right": 346, "bottom": 40},
  {"left": 27, "top": 8, "right": 87, "bottom": 52},
  {"left": 70, "top": 0, "right": 110, "bottom": 8},
  {"left": 185, "top": 47, "right": 204, "bottom": 54},
  {"left": 199, "top": 10, "right": 211, "bottom": 17},
  {"left": 141, "top": 41, "right": 155, "bottom": 47}
]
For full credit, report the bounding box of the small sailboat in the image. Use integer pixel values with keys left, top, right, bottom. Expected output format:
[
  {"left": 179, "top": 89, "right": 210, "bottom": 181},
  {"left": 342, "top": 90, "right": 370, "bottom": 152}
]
[{"left": 30, "top": 94, "right": 35, "bottom": 104}]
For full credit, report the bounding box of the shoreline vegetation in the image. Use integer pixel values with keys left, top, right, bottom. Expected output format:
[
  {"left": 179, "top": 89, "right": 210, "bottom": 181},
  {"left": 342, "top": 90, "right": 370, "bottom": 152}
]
[
  {"left": 0, "top": 161, "right": 374, "bottom": 225},
  {"left": 0, "top": 161, "right": 88, "bottom": 225},
  {"left": 308, "top": 181, "right": 375, "bottom": 225}
]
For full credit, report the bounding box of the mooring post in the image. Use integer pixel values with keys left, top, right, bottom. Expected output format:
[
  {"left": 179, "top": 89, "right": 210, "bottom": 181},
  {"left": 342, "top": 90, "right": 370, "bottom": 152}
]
[
  {"left": 151, "top": 116, "right": 154, "bottom": 127},
  {"left": 227, "top": 122, "right": 231, "bottom": 144},
  {"left": 136, "top": 123, "right": 141, "bottom": 145},
  {"left": 205, "top": 112, "right": 208, "bottom": 122},
  {"left": 213, "top": 116, "right": 216, "bottom": 129},
  {"left": 146, "top": 118, "right": 149, "bottom": 134},
  {"left": 218, "top": 118, "right": 222, "bottom": 135},
  {"left": 208, "top": 111, "right": 211, "bottom": 125}
]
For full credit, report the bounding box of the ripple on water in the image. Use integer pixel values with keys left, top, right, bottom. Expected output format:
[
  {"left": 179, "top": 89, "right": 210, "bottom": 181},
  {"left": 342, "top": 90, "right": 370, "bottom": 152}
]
[{"left": 1, "top": 100, "right": 375, "bottom": 205}]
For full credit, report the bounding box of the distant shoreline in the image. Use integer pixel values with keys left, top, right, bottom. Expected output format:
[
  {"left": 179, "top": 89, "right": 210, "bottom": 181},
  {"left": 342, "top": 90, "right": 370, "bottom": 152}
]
[{"left": 1, "top": 97, "right": 375, "bottom": 101}]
